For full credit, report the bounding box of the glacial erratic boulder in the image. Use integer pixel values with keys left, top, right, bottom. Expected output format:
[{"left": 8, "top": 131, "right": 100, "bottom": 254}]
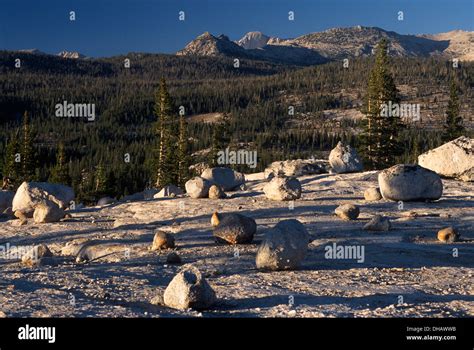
[
  {"left": 329, "top": 142, "right": 363, "bottom": 174},
  {"left": 363, "top": 215, "right": 391, "bottom": 231},
  {"left": 208, "top": 185, "right": 226, "bottom": 199},
  {"left": 263, "top": 176, "right": 302, "bottom": 201},
  {"left": 418, "top": 136, "right": 474, "bottom": 182},
  {"left": 185, "top": 177, "right": 212, "bottom": 198},
  {"left": 212, "top": 212, "right": 256, "bottom": 244},
  {"left": 97, "top": 196, "right": 116, "bottom": 206},
  {"left": 151, "top": 231, "right": 176, "bottom": 250},
  {"left": 163, "top": 265, "right": 216, "bottom": 310},
  {"left": 264, "top": 159, "right": 329, "bottom": 180},
  {"left": 200, "top": 167, "right": 245, "bottom": 191},
  {"left": 256, "top": 219, "right": 309, "bottom": 271},
  {"left": 364, "top": 187, "right": 382, "bottom": 201},
  {"left": 12, "top": 182, "right": 74, "bottom": 217},
  {"left": 378, "top": 164, "right": 443, "bottom": 201}
]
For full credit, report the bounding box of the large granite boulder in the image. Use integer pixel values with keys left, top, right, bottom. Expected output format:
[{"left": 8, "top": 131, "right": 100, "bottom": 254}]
[
  {"left": 263, "top": 176, "right": 302, "bottom": 201},
  {"left": 200, "top": 167, "right": 245, "bottom": 191},
  {"left": 264, "top": 159, "right": 329, "bottom": 180},
  {"left": 378, "top": 164, "right": 443, "bottom": 201},
  {"left": 12, "top": 182, "right": 74, "bottom": 217},
  {"left": 418, "top": 136, "right": 474, "bottom": 182},
  {"left": 329, "top": 141, "right": 363, "bottom": 173}
]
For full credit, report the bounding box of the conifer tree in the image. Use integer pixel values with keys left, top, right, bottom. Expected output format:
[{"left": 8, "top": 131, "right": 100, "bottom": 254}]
[
  {"left": 360, "top": 39, "right": 403, "bottom": 169},
  {"left": 3, "top": 132, "right": 21, "bottom": 187},
  {"left": 442, "top": 79, "right": 464, "bottom": 142},
  {"left": 177, "top": 113, "right": 190, "bottom": 188},
  {"left": 50, "top": 143, "right": 71, "bottom": 185},
  {"left": 154, "top": 78, "right": 177, "bottom": 187},
  {"left": 209, "top": 113, "right": 232, "bottom": 166},
  {"left": 20, "top": 111, "right": 36, "bottom": 181},
  {"left": 94, "top": 162, "right": 108, "bottom": 197}
]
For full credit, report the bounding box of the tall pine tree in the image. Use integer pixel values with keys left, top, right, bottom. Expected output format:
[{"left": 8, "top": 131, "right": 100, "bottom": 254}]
[
  {"left": 177, "top": 113, "right": 190, "bottom": 188},
  {"left": 442, "top": 79, "right": 464, "bottom": 142},
  {"left": 360, "top": 39, "right": 403, "bottom": 169},
  {"left": 154, "top": 78, "right": 178, "bottom": 187},
  {"left": 20, "top": 111, "right": 36, "bottom": 182},
  {"left": 3, "top": 132, "right": 21, "bottom": 188}
]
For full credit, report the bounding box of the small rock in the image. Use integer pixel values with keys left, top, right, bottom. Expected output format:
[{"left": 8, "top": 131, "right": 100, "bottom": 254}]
[
  {"left": 437, "top": 227, "right": 459, "bottom": 243},
  {"left": 150, "top": 293, "right": 164, "bottom": 306},
  {"left": 163, "top": 265, "right": 216, "bottom": 310},
  {"left": 335, "top": 204, "right": 360, "bottom": 220},
  {"left": 33, "top": 202, "right": 66, "bottom": 223},
  {"left": 97, "top": 196, "right": 116, "bottom": 206},
  {"left": 151, "top": 231, "right": 175, "bottom": 250},
  {"left": 21, "top": 244, "right": 53, "bottom": 267},
  {"left": 208, "top": 185, "right": 226, "bottom": 199},
  {"left": 14, "top": 210, "right": 28, "bottom": 225},
  {"left": 364, "top": 187, "right": 382, "bottom": 201},
  {"left": 364, "top": 215, "right": 391, "bottom": 231},
  {"left": 154, "top": 185, "right": 184, "bottom": 198},
  {"left": 166, "top": 252, "right": 182, "bottom": 264}
]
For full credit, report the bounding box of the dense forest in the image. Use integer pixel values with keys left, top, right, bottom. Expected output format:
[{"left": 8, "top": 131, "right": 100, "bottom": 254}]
[{"left": 0, "top": 50, "right": 472, "bottom": 202}]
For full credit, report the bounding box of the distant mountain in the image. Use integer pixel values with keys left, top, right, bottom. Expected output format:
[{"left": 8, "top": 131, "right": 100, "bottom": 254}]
[
  {"left": 57, "top": 50, "right": 86, "bottom": 59},
  {"left": 177, "top": 31, "right": 326, "bottom": 65},
  {"left": 421, "top": 30, "right": 474, "bottom": 62},
  {"left": 18, "top": 49, "right": 47, "bottom": 55},
  {"left": 178, "top": 26, "right": 474, "bottom": 65},
  {"left": 236, "top": 31, "right": 271, "bottom": 49}
]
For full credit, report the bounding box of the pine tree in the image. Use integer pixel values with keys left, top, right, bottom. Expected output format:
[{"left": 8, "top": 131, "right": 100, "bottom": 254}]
[
  {"left": 94, "top": 162, "right": 108, "bottom": 198},
  {"left": 20, "top": 111, "right": 37, "bottom": 181},
  {"left": 177, "top": 113, "right": 190, "bottom": 188},
  {"left": 209, "top": 113, "right": 232, "bottom": 166},
  {"left": 154, "top": 78, "right": 177, "bottom": 187},
  {"left": 50, "top": 143, "right": 71, "bottom": 185},
  {"left": 360, "top": 39, "right": 403, "bottom": 170},
  {"left": 3, "top": 132, "right": 21, "bottom": 188},
  {"left": 442, "top": 79, "right": 464, "bottom": 142}
]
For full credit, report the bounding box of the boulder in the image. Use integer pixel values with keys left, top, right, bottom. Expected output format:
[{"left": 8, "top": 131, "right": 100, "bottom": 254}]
[
  {"left": 378, "top": 164, "right": 443, "bottom": 201},
  {"left": 418, "top": 136, "right": 474, "bottom": 181},
  {"left": 208, "top": 185, "right": 226, "bottom": 199},
  {"left": 363, "top": 215, "right": 391, "bottom": 231},
  {"left": 154, "top": 185, "right": 184, "bottom": 198},
  {"left": 185, "top": 177, "right": 211, "bottom": 198},
  {"left": 212, "top": 212, "right": 256, "bottom": 244},
  {"left": 151, "top": 231, "right": 175, "bottom": 250},
  {"left": 335, "top": 204, "right": 360, "bottom": 220},
  {"left": 256, "top": 219, "right": 310, "bottom": 271},
  {"left": 263, "top": 176, "right": 302, "bottom": 201},
  {"left": 200, "top": 167, "right": 245, "bottom": 191},
  {"left": 0, "top": 190, "right": 14, "bottom": 212},
  {"left": 163, "top": 265, "right": 216, "bottom": 310},
  {"left": 437, "top": 227, "right": 459, "bottom": 243},
  {"left": 264, "top": 159, "right": 329, "bottom": 180},
  {"left": 329, "top": 142, "right": 364, "bottom": 173},
  {"left": 364, "top": 187, "right": 382, "bottom": 201},
  {"left": 12, "top": 182, "right": 74, "bottom": 217},
  {"left": 33, "top": 202, "right": 66, "bottom": 223},
  {"left": 97, "top": 196, "right": 116, "bottom": 206}
]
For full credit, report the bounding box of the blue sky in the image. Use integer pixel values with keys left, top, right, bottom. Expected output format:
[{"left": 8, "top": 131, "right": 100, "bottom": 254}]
[{"left": 0, "top": 0, "right": 472, "bottom": 57}]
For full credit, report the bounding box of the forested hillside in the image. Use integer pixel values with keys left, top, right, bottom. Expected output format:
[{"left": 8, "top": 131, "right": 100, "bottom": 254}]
[{"left": 0, "top": 50, "right": 472, "bottom": 201}]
